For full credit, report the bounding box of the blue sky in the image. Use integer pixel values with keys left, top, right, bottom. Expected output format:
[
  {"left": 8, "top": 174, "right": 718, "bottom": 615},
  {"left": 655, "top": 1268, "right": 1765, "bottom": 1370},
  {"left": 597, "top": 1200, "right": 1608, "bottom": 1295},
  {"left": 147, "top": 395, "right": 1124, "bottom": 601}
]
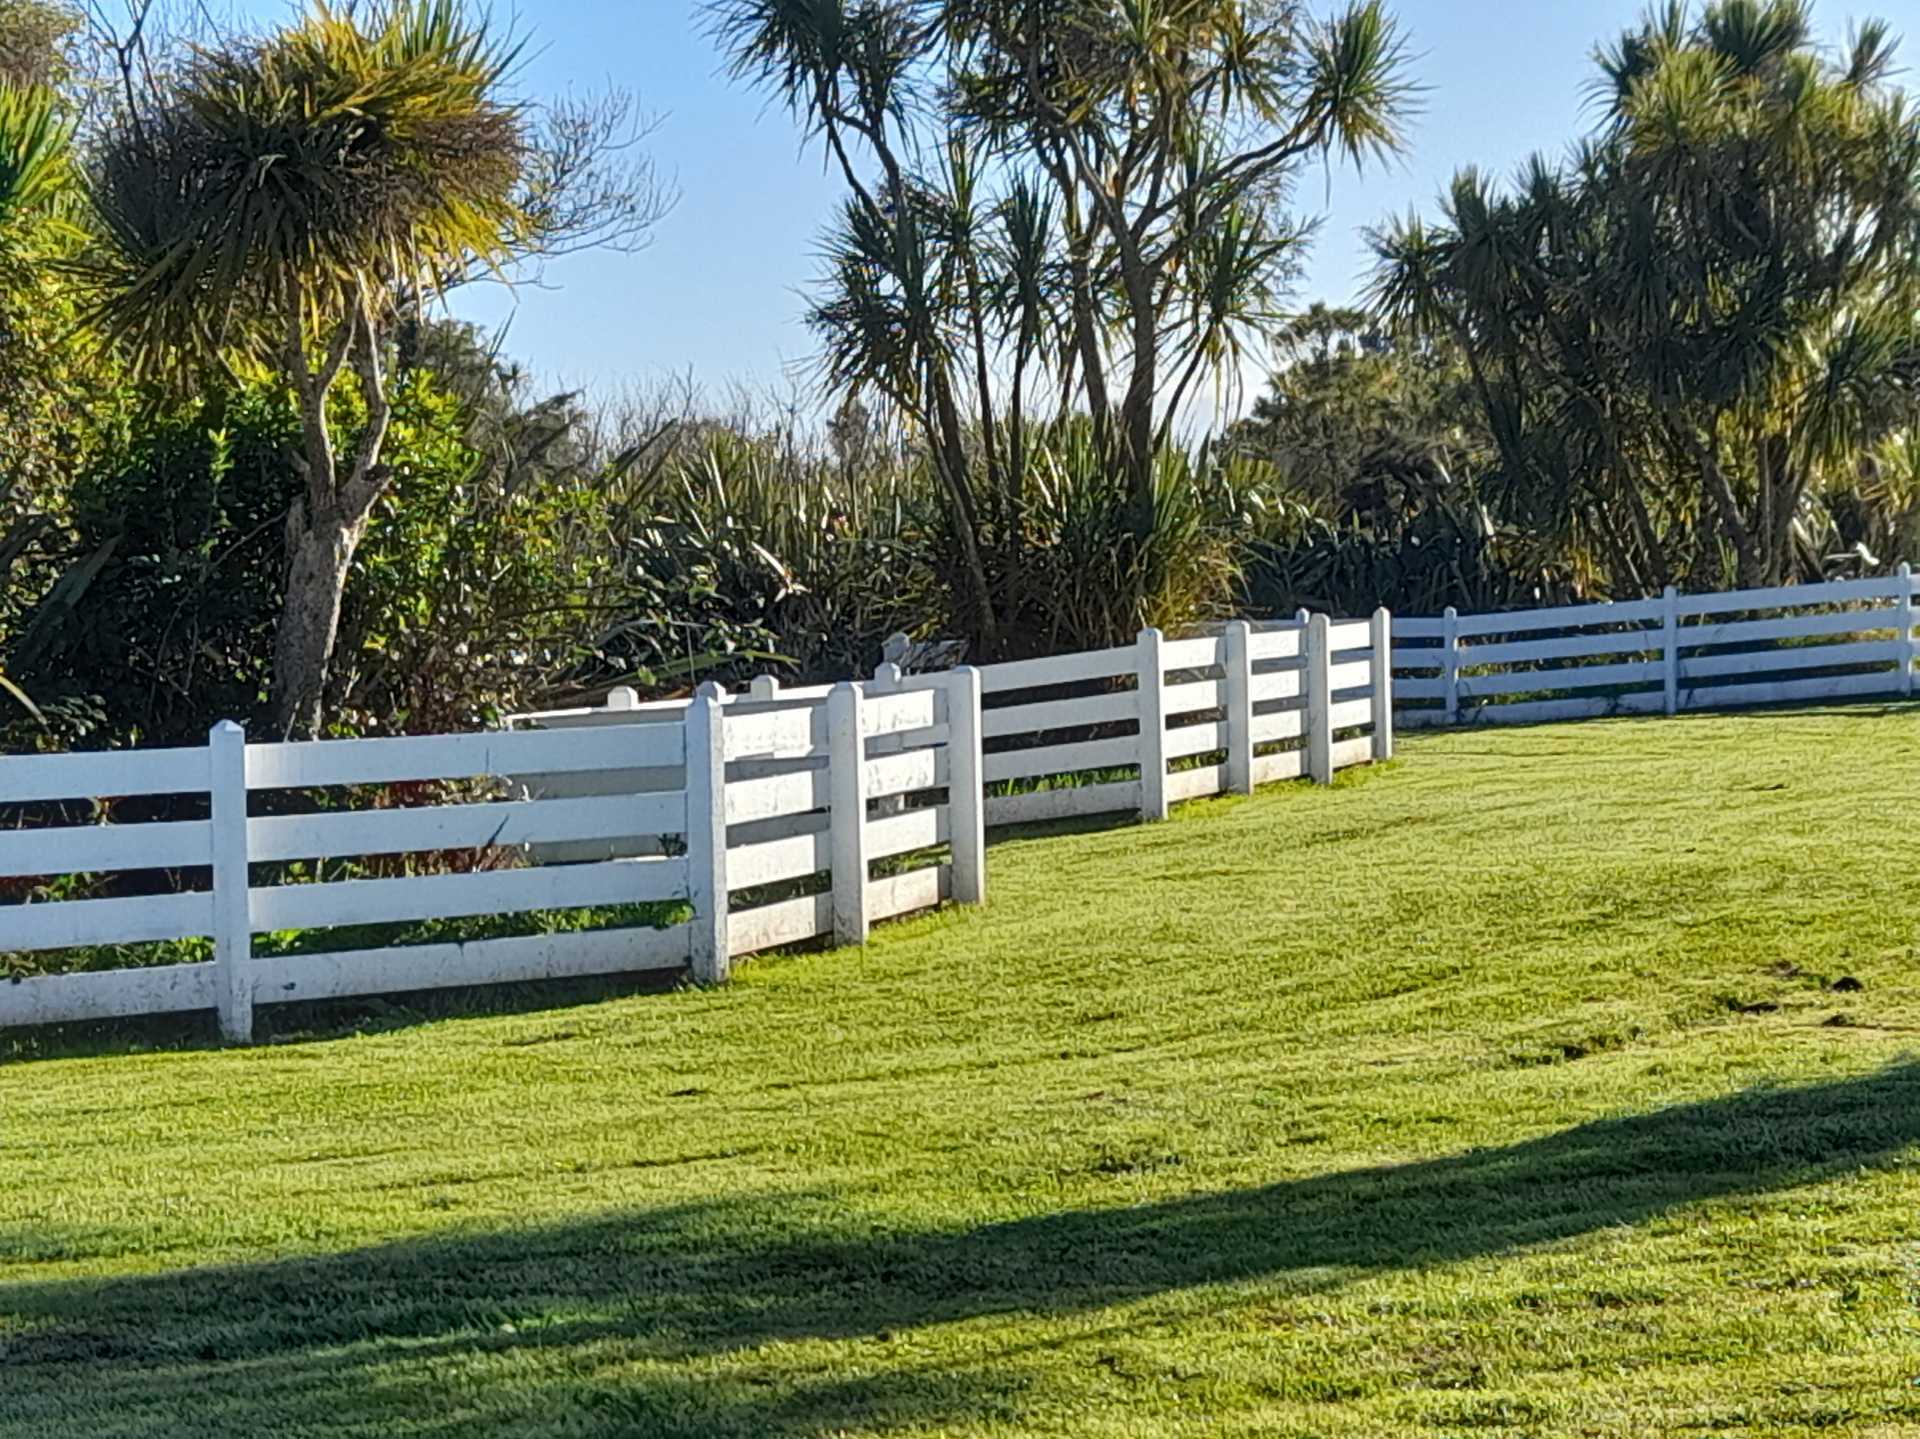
[{"left": 231, "top": 1, "right": 1920, "bottom": 412}]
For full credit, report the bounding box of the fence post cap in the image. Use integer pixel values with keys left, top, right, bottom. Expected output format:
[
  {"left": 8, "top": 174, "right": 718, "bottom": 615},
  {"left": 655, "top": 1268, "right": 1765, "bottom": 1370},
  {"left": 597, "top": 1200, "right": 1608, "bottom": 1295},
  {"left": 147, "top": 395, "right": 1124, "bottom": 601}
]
[
  {"left": 694, "top": 680, "right": 727, "bottom": 702},
  {"left": 607, "top": 686, "right": 640, "bottom": 711},
  {"left": 1442, "top": 605, "right": 1458, "bottom": 619},
  {"left": 1900, "top": 561, "right": 1913, "bottom": 578},
  {"left": 210, "top": 719, "right": 245, "bottom": 739}
]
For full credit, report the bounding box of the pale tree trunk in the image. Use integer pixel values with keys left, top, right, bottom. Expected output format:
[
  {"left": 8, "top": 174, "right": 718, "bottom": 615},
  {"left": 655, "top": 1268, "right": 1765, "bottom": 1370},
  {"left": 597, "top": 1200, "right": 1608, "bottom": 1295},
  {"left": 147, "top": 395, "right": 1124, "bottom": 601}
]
[
  {"left": 268, "top": 288, "right": 394, "bottom": 738},
  {"left": 271, "top": 508, "right": 364, "bottom": 738}
]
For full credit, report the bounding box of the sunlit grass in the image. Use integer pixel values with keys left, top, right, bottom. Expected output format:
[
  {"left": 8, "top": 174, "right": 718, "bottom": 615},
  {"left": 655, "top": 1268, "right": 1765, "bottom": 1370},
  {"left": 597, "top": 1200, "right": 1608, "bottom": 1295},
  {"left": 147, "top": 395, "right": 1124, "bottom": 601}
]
[{"left": 2, "top": 706, "right": 1918, "bottom": 1436}]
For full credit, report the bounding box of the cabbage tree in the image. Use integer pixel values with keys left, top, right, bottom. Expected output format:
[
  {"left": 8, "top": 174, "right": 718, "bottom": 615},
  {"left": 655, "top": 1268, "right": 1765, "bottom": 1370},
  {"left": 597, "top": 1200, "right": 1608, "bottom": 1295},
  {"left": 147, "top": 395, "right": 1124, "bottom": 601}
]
[
  {"left": 75, "top": 1, "right": 658, "bottom": 737},
  {"left": 1370, "top": 0, "right": 1920, "bottom": 591},
  {"left": 711, "top": 0, "right": 1413, "bottom": 653}
]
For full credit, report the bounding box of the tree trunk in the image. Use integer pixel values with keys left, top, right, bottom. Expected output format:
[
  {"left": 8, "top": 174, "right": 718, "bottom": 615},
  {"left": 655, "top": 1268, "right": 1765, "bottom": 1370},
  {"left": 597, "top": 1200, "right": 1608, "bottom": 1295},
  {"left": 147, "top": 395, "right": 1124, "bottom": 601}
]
[
  {"left": 1620, "top": 475, "right": 1671, "bottom": 589},
  {"left": 269, "top": 294, "right": 393, "bottom": 739},
  {"left": 927, "top": 369, "right": 999, "bottom": 658},
  {"left": 1761, "top": 436, "right": 1799, "bottom": 585},
  {"left": 1692, "top": 432, "right": 1763, "bottom": 588},
  {"left": 271, "top": 505, "right": 362, "bottom": 739}
]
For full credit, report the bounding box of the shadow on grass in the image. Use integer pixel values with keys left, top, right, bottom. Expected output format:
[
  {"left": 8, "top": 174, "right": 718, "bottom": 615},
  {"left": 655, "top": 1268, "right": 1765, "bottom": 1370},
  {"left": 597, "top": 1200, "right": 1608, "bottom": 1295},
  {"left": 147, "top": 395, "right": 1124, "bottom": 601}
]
[
  {"left": 0, "top": 966, "right": 693, "bottom": 1066},
  {"left": 3, "top": 1063, "right": 1917, "bottom": 1435}
]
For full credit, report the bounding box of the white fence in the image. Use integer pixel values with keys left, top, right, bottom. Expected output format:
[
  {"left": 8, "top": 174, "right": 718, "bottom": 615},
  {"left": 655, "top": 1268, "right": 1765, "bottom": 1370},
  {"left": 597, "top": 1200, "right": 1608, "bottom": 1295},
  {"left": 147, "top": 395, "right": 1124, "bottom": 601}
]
[
  {"left": 975, "top": 611, "right": 1392, "bottom": 825},
  {"left": 0, "top": 673, "right": 982, "bottom": 1041},
  {"left": 512, "top": 612, "right": 1396, "bottom": 829},
  {"left": 0, "top": 612, "right": 1395, "bottom": 1042},
  {"left": 1393, "top": 568, "right": 1918, "bottom": 727}
]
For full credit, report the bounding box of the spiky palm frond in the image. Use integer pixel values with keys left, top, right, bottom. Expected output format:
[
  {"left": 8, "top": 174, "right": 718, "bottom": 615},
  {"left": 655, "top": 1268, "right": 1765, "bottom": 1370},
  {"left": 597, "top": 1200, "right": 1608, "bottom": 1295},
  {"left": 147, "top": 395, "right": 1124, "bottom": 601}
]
[
  {"left": 0, "top": 82, "right": 68, "bottom": 230},
  {"left": 707, "top": 0, "right": 931, "bottom": 133},
  {"left": 75, "top": 0, "right": 529, "bottom": 379},
  {"left": 1302, "top": 0, "right": 1416, "bottom": 169},
  {"left": 1699, "top": 0, "right": 1809, "bottom": 78}
]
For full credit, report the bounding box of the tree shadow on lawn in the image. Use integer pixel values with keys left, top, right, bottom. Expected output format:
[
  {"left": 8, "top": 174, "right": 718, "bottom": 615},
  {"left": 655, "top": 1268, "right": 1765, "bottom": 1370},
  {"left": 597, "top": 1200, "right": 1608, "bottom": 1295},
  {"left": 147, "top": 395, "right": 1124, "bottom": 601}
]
[{"left": 4, "top": 1062, "right": 1917, "bottom": 1436}]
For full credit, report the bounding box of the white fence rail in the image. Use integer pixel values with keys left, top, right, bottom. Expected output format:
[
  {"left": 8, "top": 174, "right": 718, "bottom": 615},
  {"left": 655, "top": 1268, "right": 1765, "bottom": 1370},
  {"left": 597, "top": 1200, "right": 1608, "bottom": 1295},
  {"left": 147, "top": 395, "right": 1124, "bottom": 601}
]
[
  {"left": 0, "top": 673, "right": 984, "bottom": 1041},
  {"left": 0, "top": 611, "right": 1396, "bottom": 1041},
  {"left": 1393, "top": 568, "right": 1917, "bottom": 727},
  {"left": 511, "top": 611, "right": 1395, "bottom": 830}
]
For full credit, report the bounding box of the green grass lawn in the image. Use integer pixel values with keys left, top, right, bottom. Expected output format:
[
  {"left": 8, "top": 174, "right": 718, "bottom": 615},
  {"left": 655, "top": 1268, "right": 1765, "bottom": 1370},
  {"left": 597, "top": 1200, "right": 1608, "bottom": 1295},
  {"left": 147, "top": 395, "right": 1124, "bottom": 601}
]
[{"left": 4, "top": 707, "right": 1920, "bottom": 1437}]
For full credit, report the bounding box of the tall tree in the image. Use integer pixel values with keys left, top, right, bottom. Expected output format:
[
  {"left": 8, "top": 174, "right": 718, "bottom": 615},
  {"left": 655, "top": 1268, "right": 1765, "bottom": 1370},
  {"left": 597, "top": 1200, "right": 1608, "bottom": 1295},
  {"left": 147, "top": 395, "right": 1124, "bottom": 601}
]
[
  {"left": 1371, "top": 0, "right": 1920, "bottom": 593},
  {"left": 710, "top": 0, "right": 1413, "bottom": 654},
  {"left": 74, "top": 0, "right": 666, "bottom": 737}
]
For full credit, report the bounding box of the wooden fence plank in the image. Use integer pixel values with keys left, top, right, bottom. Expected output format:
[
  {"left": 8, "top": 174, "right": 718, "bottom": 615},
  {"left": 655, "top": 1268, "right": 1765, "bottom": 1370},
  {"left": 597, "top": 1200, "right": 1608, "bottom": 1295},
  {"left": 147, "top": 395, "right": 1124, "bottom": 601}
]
[
  {"left": 978, "top": 646, "right": 1136, "bottom": 693},
  {"left": 0, "top": 746, "right": 209, "bottom": 805},
  {"left": 253, "top": 925, "right": 690, "bottom": 1005},
  {"left": 3, "top": 890, "right": 213, "bottom": 952},
  {"left": 249, "top": 793, "right": 685, "bottom": 863},
  {"left": 984, "top": 780, "right": 1141, "bottom": 827},
  {"left": 1679, "top": 638, "right": 1900, "bottom": 681},
  {"left": 1164, "top": 720, "right": 1228, "bottom": 760},
  {"left": 728, "top": 892, "right": 832, "bottom": 956},
  {"left": 982, "top": 689, "right": 1136, "bottom": 739},
  {"left": 0, "top": 819, "right": 211, "bottom": 878},
  {"left": 250, "top": 858, "right": 687, "bottom": 932},
  {"left": 868, "top": 865, "right": 947, "bottom": 922},
  {"left": 0, "top": 961, "right": 217, "bottom": 1027},
  {"left": 983, "top": 735, "right": 1138, "bottom": 785},
  {"left": 247, "top": 725, "right": 684, "bottom": 789}
]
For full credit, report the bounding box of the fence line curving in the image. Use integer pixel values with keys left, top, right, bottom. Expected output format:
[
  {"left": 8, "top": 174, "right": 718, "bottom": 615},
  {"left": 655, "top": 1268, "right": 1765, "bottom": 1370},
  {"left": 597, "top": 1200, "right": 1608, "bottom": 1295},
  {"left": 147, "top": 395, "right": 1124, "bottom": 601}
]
[{"left": 0, "top": 613, "right": 1395, "bottom": 1040}]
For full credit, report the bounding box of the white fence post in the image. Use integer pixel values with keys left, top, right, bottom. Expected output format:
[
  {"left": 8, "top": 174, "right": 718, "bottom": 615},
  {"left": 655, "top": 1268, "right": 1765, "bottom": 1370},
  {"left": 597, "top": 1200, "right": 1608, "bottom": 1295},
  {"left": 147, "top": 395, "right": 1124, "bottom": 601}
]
[
  {"left": 1662, "top": 584, "right": 1680, "bottom": 716},
  {"left": 607, "top": 686, "right": 640, "bottom": 713},
  {"left": 1136, "top": 628, "right": 1169, "bottom": 821},
  {"left": 208, "top": 720, "right": 253, "bottom": 1043},
  {"left": 1899, "top": 563, "right": 1915, "bottom": 699},
  {"left": 685, "top": 684, "right": 730, "bottom": 985},
  {"left": 1306, "top": 614, "right": 1333, "bottom": 784},
  {"left": 1369, "top": 607, "right": 1395, "bottom": 762},
  {"left": 1441, "top": 606, "right": 1460, "bottom": 725},
  {"left": 1223, "top": 620, "right": 1254, "bottom": 796},
  {"left": 749, "top": 675, "right": 780, "bottom": 700},
  {"left": 947, "top": 667, "right": 987, "bottom": 905},
  {"left": 828, "top": 681, "right": 870, "bottom": 945}
]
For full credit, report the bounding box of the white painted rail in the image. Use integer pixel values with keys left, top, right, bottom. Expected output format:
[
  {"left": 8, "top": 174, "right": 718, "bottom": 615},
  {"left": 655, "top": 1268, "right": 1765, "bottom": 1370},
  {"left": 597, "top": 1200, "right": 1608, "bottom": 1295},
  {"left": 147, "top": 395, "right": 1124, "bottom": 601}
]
[
  {"left": 1393, "top": 568, "right": 1917, "bottom": 726},
  {"left": 0, "top": 608, "right": 1396, "bottom": 1042},
  {"left": 0, "top": 674, "right": 989, "bottom": 1041}
]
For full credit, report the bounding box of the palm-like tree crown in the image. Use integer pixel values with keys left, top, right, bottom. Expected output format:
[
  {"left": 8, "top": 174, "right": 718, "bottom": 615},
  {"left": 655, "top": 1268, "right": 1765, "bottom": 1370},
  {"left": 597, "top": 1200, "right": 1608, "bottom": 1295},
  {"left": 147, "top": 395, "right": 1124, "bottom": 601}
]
[{"left": 79, "top": 0, "right": 529, "bottom": 379}]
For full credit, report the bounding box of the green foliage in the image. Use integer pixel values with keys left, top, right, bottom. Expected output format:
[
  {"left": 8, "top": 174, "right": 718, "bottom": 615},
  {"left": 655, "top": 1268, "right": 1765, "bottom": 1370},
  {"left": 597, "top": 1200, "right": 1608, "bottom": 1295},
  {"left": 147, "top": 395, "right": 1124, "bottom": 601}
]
[
  {"left": 5, "top": 365, "right": 637, "bottom": 748},
  {"left": 1007, "top": 424, "right": 1252, "bottom": 651},
  {"left": 0, "top": 1, "right": 81, "bottom": 91},
  {"left": 334, "top": 373, "right": 607, "bottom": 734},
  {"left": 1370, "top": 0, "right": 1920, "bottom": 595},
  {"left": 1233, "top": 305, "right": 1585, "bottom": 614},
  {"left": 603, "top": 422, "right": 932, "bottom": 687},
  {"left": 0, "top": 81, "right": 65, "bottom": 225},
  {"left": 8, "top": 390, "right": 298, "bottom": 747},
  {"left": 75, "top": 0, "right": 529, "bottom": 381},
  {"left": 713, "top": 0, "right": 1415, "bottom": 654}
]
